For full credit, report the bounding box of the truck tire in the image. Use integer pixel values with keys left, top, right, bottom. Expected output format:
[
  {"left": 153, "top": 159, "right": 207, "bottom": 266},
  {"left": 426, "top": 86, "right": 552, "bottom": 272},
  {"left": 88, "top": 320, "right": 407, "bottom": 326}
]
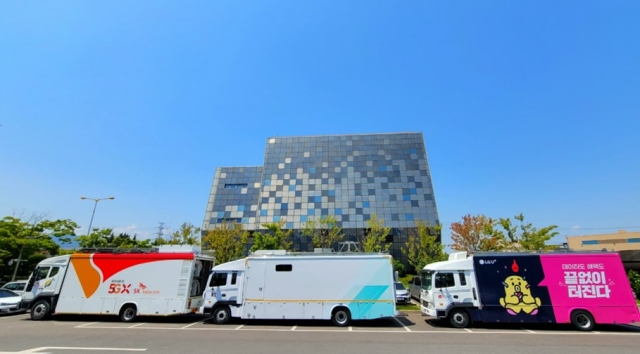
[
  {"left": 212, "top": 306, "right": 231, "bottom": 325},
  {"left": 331, "top": 307, "right": 351, "bottom": 327},
  {"left": 120, "top": 304, "right": 138, "bottom": 322},
  {"left": 571, "top": 310, "right": 595, "bottom": 331},
  {"left": 30, "top": 300, "right": 50, "bottom": 321},
  {"left": 448, "top": 308, "right": 470, "bottom": 328}
]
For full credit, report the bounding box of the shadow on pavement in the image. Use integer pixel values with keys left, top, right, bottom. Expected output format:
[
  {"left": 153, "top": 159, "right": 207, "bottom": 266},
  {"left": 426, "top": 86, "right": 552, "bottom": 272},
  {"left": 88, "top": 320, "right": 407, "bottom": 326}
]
[{"left": 424, "top": 318, "right": 640, "bottom": 333}]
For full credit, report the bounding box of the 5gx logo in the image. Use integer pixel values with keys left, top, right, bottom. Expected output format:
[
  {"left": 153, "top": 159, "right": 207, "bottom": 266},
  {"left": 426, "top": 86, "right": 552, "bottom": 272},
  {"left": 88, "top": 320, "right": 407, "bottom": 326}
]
[{"left": 108, "top": 283, "right": 131, "bottom": 294}]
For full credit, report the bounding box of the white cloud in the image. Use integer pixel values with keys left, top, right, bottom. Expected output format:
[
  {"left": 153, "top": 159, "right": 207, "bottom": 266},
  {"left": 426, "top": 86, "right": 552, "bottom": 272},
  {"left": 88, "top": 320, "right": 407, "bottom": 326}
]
[
  {"left": 112, "top": 224, "right": 154, "bottom": 240},
  {"left": 571, "top": 225, "right": 581, "bottom": 230}
]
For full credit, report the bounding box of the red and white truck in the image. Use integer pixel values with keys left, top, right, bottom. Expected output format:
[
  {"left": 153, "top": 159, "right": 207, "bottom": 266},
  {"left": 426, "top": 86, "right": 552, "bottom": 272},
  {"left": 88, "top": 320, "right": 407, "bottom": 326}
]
[{"left": 20, "top": 245, "right": 214, "bottom": 322}]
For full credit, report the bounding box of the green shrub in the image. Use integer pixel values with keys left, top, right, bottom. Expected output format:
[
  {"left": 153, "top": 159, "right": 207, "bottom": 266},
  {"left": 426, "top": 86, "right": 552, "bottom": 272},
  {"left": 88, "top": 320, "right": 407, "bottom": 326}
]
[
  {"left": 393, "top": 260, "right": 406, "bottom": 278},
  {"left": 628, "top": 270, "right": 640, "bottom": 299}
]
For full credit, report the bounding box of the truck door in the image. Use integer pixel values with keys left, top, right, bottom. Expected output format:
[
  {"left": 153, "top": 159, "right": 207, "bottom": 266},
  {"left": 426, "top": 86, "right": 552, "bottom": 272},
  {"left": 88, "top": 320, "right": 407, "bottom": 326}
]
[
  {"left": 23, "top": 266, "right": 60, "bottom": 303},
  {"left": 433, "top": 272, "right": 456, "bottom": 310},
  {"left": 214, "top": 271, "right": 241, "bottom": 304},
  {"left": 208, "top": 272, "right": 229, "bottom": 305}
]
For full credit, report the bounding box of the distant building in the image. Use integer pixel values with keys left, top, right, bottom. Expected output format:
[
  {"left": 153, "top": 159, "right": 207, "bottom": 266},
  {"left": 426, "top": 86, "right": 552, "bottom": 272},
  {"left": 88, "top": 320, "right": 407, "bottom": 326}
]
[
  {"left": 202, "top": 133, "right": 440, "bottom": 266},
  {"left": 566, "top": 230, "right": 640, "bottom": 271}
]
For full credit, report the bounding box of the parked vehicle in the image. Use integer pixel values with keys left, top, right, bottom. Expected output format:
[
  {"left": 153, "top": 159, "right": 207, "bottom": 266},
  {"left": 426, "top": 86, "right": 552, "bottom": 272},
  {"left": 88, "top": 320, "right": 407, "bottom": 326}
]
[
  {"left": 394, "top": 282, "right": 410, "bottom": 304},
  {"left": 0, "top": 289, "right": 23, "bottom": 314},
  {"left": 1, "top": 280, "right": 28, "bottom": 296},
  {"left": 21, "top": 245, "right": 214, "bottom": 322},
  {"left": 419, "top": 251, "right": 640, "bottom": 331},
  {"left": 409, "top": 276, "right": 421, "bottom": 300},
  {"left": 200, "top": 250, "right": 396, "bottom": 326}
]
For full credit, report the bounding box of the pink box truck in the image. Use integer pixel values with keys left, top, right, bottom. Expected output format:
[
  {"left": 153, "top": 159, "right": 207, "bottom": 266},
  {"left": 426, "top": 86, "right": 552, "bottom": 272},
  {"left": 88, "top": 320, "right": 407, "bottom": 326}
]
[{"left": 419, "top": 251, "right": 640, "bottom": 331}]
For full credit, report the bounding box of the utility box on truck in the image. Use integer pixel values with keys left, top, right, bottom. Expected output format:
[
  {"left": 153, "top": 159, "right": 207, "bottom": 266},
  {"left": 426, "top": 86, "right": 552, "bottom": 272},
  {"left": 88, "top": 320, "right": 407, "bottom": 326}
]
[
  {"left": 199, "top": 250, "right": 397, "bottom": 326},
  {"left": 419, "top": 251, "right": 640, "bottom": 331},
  {"left": 21, "top": 245, "right": 214, "bottom": 322}
]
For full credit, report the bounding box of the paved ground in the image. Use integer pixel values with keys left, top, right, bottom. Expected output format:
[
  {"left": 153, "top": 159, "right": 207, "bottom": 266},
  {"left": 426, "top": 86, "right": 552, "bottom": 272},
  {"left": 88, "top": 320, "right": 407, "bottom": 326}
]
[{"left": 1, "top": 311, "right": 639, "bottom": 354}]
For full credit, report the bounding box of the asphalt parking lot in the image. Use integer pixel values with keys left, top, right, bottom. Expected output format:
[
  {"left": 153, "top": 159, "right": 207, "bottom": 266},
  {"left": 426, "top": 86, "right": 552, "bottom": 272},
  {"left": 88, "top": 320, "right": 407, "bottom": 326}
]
[
  {"left": 3, "top": 310, "right": 640, "bottom": 336},
  {"left": 2, "top": 311, "right": 640, "bottom": 354}
]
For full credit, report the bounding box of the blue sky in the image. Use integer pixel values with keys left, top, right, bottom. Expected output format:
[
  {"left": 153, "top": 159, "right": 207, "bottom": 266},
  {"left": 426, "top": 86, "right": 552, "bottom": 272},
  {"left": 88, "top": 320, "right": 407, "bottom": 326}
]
[{"left": 1, "top": 1, "right": 639, "bottom": 248}]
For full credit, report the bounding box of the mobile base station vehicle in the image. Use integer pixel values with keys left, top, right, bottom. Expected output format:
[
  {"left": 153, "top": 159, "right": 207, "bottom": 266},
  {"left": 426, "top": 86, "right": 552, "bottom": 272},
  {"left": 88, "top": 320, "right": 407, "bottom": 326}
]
[
  {"left": 199, "top": 250, "right": 397, "bottom": 326},
  {"left": 419, "top": 251, "right": 640, "bottom": 331},
  {"left": 21, "top": 245, "right": 214, "bottom": 322}
]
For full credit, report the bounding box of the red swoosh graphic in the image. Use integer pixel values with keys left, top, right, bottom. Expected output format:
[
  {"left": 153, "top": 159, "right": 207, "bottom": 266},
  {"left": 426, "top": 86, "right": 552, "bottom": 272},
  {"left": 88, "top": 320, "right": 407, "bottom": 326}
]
[{"left": 71, "top": 252, "right": 195, "bottom": 298}]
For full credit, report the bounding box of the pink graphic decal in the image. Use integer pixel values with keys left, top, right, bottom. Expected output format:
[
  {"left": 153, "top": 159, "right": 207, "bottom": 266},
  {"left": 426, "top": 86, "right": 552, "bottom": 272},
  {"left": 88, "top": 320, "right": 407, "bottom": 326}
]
[{"left": 539, "top": 254, "right": 640, "bottom": 325}]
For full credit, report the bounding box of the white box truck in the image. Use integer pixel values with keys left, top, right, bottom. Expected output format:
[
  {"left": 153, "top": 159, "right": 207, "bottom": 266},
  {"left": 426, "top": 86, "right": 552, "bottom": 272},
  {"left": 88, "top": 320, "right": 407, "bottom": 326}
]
[
  {"left": 199, "top": 250, "right": 397, "bottom": 326},
  {"left": 21, "top": 245, "right": 214, "bottom": 322}
]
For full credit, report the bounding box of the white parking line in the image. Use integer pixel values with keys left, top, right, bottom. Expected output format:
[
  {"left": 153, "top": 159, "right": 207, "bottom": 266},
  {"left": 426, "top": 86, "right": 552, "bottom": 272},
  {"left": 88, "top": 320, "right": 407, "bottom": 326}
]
[
  {"left": 348, "top": 326, "right": 353, "bottom": 331},
  {"left": 291, "top": 325, "right": 297, "bottom": 331},
  {"left": 522, "top": 328, "right": 536, "bottom": 333},
  {"left": 463, "top": 328, "right": 472, "bottom": 333},
  {"left": 25, "top": 347, "right": 146, "bottom": 352},
  {"left": 393, "top": 317, "right": 411, "bottom": 332},
  {"left": 129, "top": 323, "right": 146, "bottom": 328},
  {"left": 75, "top": 322, "right": 100, "bottom": 328},
  {"left": 180, "top": 321, "right": 201, "bottom": 329},
  {"left": 75, "top": 325, "right": 640, "bottom": 336}
]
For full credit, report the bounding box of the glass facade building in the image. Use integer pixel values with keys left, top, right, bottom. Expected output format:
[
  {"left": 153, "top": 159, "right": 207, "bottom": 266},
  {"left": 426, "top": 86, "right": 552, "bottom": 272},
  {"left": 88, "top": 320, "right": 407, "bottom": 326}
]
[{"left": 202, "top": 133, "right": 440, "bottom": 266}]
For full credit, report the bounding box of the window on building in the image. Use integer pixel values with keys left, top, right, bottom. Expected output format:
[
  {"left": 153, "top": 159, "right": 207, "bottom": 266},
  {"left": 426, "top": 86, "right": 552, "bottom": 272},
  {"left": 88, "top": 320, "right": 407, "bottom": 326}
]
[{"left": 224, "top": 183, "right": 248, "bottom": 189}]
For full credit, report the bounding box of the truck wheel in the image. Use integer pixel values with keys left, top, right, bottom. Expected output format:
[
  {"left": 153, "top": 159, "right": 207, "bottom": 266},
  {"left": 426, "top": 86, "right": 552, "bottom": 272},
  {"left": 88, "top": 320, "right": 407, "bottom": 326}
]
[
  {"left": 448, "top": 309, "right": 470, "bottom": 328},
  {"left": 212, "top": 306, "right": 231, "bottom": 325},
  {"left": 571, "top": 310, "right": 595, "bottom": 331},
  {"left": 120, "top": 304, "right": 138, "bottom": 322},
  {"left": 30, "top": 300, "right": 50, "bottom": 321},
  {"left": 332, "top": 307, "right": 351, "bottom": 327}
]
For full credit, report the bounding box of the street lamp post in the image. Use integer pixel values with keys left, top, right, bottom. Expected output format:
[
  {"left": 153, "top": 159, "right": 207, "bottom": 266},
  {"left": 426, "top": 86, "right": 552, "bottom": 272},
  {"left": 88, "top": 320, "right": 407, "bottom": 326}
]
[{"left": 81, "top": 196, "right": 115, "bottom": 236}]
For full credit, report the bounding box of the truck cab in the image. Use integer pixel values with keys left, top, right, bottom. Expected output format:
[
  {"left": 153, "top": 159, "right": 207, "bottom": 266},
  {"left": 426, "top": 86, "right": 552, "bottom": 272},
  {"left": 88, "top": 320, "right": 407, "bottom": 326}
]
[
  {"left": 200, "top": 258, "right": 246, "bottom": 323},
  {"left": 21, "top": 255, "right": 70, "bottom": 313},
  {"left": 420, "top": 252, "right": 480, "bottom": 328}
]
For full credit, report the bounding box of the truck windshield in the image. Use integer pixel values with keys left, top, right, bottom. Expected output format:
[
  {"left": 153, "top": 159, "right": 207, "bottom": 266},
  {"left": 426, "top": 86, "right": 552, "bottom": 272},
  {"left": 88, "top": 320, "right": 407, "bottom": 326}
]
[{"left": 420, "top": 271, "right": 433, "bottom": 291}]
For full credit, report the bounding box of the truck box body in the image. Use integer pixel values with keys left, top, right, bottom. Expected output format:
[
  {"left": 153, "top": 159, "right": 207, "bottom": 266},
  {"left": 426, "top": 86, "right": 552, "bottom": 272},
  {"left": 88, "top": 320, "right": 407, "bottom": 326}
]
[
  {"left": 200, "top": 251, "right": 396, "bottom": 326},
  {"left": 420, "top": 252, "right": 640, "bottom": 330},
  {"left": 22, "top": 245, "right": 214, "bottom": 321}
]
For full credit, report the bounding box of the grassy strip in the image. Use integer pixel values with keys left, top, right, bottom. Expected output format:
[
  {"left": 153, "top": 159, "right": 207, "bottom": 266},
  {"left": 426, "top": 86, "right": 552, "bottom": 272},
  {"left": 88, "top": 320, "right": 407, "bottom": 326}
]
[{"left": 397, "top": 303, "right": 420, "bottom": 311}]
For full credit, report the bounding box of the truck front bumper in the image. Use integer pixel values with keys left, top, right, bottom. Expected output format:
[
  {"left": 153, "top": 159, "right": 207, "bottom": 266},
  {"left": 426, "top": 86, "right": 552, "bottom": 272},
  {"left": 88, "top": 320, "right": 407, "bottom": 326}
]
[{"left": 421, "top": 306, "right": 437, "bottom": 317}]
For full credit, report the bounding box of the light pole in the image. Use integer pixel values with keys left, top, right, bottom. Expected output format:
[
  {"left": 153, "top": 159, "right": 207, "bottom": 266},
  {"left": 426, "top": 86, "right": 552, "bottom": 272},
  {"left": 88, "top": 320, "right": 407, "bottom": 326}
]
[{"left": 81, "top": 196, "right": 115, "bottom": 236}]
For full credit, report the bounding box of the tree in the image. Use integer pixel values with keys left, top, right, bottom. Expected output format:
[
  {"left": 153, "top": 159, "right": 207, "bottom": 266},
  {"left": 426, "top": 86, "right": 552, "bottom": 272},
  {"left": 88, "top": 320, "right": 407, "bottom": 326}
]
[
  {"left": 403, "top": 220, "right": 447, "bottom": 271},
  {"left": 302, "top": 215, "right": 344, "bottom": 249},
  {"left": 164, "top": 222, "right": 201, "bottom": 245},
  {"left": 628, "top": 270, "right": 640, "bottom": 299},
  {"left": 76, "top": 228, "right": 112, "bottom": 248},
  {"left": 76, "top": 229, "right": 153, "bottom": 249},
  {"left": 251, "top": 219, "right": 292, "bottom": 251},
  {"left": 0, "top": 215, "right": 79, "bottom": 281},
  {"left": 361, "top": 214, "right": 390, "bottom": 252},
  {"left": 450, "top": 214, "right": 506, "bottom": 254},
  {"left": 498, "top": 213, "right": 558, "bottom": 251},
  {"left": 201, "top": 222, "right": 249, "bottom": 264}
]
